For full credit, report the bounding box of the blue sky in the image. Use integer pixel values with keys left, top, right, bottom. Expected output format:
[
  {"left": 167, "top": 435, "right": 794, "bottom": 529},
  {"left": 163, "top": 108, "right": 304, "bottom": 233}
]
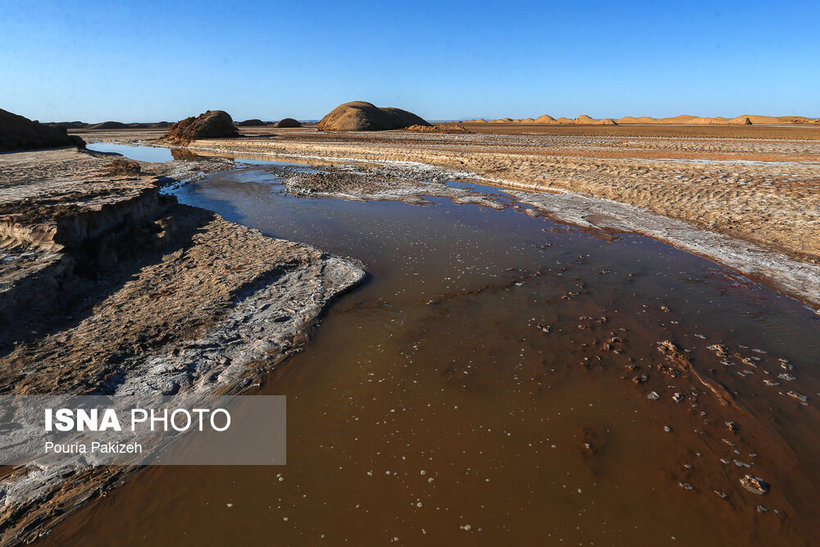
[{"left": 1, "top": 0, "right": 818, "bottom": 122}]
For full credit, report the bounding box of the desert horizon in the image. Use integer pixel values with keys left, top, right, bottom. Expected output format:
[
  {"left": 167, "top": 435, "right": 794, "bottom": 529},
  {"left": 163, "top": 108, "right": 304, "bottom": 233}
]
[{"left": 26, "top": 111, "right": 820, "bottom": 127}]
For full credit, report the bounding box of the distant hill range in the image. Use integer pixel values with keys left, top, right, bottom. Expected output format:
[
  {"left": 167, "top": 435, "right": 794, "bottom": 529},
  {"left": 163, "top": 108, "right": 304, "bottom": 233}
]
[
  {"left": 47, "top": 121, "right": 172, "bottom": 129},
  {"left": 462, "top": 114, "right": 820, "bottom": 125}
]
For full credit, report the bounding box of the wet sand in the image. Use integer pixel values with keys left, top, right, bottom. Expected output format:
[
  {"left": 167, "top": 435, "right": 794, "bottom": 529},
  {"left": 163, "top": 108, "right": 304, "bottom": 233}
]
[{"left": 44, "top": 162, "right": 820, "bottom": 545}]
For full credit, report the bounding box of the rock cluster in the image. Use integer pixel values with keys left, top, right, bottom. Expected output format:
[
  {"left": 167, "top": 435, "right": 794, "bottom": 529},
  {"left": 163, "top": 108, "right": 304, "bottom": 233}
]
[{"left": 0, "top": 108, "right": 85, "bottom": 151}]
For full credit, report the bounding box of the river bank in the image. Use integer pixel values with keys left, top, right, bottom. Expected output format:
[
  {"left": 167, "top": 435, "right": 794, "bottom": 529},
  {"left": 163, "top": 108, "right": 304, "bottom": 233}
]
[{"left": 0, "top": 147, "right": 363, "bottom": 543}]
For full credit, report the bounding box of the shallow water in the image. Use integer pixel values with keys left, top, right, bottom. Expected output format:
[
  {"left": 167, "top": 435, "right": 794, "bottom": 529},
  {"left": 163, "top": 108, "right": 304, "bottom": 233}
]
[
  {"left": 46, "top": 157, "right": 820, "bottom": 545},
  {"left": 86, "top": 142, "right": 175, "bottom": 162}
]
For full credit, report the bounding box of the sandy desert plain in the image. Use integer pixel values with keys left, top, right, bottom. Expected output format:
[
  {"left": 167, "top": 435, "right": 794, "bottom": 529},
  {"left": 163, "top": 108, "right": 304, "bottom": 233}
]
[{"left": 1, "top": 106, "right": 819, "bottom": 545}]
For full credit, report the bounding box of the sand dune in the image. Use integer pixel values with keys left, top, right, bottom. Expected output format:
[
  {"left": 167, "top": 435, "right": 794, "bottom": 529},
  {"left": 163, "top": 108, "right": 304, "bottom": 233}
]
[
  {"left": 615, "top": 114, "right": 816, "bottom": 125},
  {"left": 477, "top": 114, "right": 619, "bottom": 125},
  {"left": 468, "top": 113, "right": 818, "bottom": 126}
]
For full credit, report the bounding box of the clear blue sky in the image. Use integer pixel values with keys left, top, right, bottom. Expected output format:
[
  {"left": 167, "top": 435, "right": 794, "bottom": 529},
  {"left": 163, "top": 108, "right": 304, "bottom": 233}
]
[{"left": 1, "top": 0, "right": 818, "bottom": 122}]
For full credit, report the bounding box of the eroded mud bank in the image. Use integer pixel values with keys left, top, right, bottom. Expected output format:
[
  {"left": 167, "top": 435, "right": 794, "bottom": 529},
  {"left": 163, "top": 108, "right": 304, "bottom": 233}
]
[{"left": 0, "top": 148, "right": 364, "bottom": 544}]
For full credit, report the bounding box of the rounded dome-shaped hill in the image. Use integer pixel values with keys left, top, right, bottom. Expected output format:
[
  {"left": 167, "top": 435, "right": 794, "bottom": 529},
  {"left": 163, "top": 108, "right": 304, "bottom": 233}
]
[
  {"left": 90, "top": 121, "right": 129, "bottom": 129},
  {"left": 237, "top": 119, "right": 266, "bottom": 127},
  {"left": 274, "top": 118, "right": 302, "bottom": 128},
  {"left": 317, "top": 101, "right": 429, "bottom": 131}
]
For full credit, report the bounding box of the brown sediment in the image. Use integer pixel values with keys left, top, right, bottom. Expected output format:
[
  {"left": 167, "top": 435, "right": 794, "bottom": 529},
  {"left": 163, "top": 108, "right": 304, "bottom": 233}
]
[
  {"left": 26, "top": 132, "right": 818, "bottom": 545},
  {"left": 657, "top": 340, "right": 737, "bottom": 407},
  {"left": 37, "top": 163, "right": 820, "bottom": 544}
]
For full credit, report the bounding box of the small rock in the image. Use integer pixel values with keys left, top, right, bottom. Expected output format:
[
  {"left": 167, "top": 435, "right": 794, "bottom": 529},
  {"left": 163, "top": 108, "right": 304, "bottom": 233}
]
[
  {"left": 663, "top": 425, "right": 672, "bottom": 433},
  {"left": 739, "top": 475, "right": 769, "bottom": 495},
  {"left": 679, "top": 481, "right": 694, "bottom": 491},
  {"left": 647, "top": 391, "right": 660, "bottom": 400},
  {"left": 672, "top": 392, "right": 684, "bottom": 403},
  {"left": 787, "top": 391, "right": 807, "bottom": 403}
]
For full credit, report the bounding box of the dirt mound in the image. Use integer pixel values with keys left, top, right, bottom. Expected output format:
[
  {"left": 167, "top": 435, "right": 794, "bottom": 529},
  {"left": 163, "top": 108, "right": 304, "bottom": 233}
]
[
  {"left": 534, "top": 115, "right": 556, "bottom": 124},
  {"left": 237, "top": 119, "right": 266, "bottom": 127},
  {"left": 166, "top": 110, "right": 238, "bottom": 143},
  {"left": 104, "top": 158, "right": 142, "bottom": 176},
  {"left": 317, "top": 101, "right": 429, "bottom": 131},
  {"left": 0, "top": 108, "right": 85, "bottom": 151},
  {"left": 274, "top": 118, "right": 302, "bottom": 128},
  {"left": 573, "top": 116, "right": 617, "bottom": 125}
]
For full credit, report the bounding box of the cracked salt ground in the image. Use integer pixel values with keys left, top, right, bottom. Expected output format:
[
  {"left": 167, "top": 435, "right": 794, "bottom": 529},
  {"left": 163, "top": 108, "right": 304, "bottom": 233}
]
[{"left": 49, "top": 161, "right": 820, "bottom": 545}]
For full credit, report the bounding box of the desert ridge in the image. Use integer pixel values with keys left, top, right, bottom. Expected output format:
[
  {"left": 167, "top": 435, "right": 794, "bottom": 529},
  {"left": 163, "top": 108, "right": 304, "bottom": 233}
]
[{"left": 464, "top": 113, "right": 820, "bottom": 125}]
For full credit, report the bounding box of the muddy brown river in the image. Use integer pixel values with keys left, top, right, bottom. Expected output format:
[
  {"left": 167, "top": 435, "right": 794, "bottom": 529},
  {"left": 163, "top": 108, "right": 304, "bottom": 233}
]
[{"left": 45, "top": 158, "right": 820, "bottom": 545}]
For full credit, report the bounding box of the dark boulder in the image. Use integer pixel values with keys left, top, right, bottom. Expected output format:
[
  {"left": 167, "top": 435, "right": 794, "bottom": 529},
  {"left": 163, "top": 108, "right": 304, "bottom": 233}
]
[
  {"left": 317, "top": 101, "right": 429, "bottom": 131},
  {"left": 274, "top": 118, "right": 302, "bottom": 128},
  {"left": 166, "top": 110, "right": 238, "bottom": 143},
  {"left": 0, "top": 108, "right": 85, "bottom": 151}
]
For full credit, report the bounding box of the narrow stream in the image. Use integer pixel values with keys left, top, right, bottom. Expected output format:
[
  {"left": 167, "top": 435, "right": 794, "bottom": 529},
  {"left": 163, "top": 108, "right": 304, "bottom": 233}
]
[{"left": 47, "top": 146, "right": 820, "bottom": 545}]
